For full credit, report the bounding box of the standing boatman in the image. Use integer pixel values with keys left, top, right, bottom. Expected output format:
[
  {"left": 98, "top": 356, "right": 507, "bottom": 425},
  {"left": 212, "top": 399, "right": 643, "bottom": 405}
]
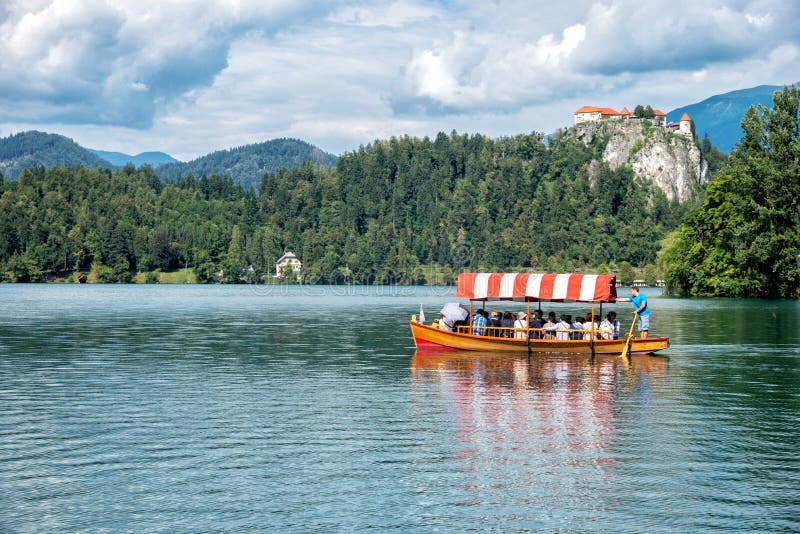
[{"left": 617, "top": 286, "right": 650, "bottom": 338}]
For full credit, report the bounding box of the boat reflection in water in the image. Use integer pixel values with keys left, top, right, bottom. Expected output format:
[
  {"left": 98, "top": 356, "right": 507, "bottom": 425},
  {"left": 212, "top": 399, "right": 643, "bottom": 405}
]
[{"left": 409, "top": 351, "right": 668, "bottom": 510}]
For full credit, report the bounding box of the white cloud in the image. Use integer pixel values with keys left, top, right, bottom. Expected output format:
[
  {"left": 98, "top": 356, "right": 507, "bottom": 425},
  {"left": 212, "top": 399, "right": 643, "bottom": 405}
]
[
  {"left": 393, "top": 0, "right": 800, "bottom": 115},
  {"left": 329, "top": 0, "right": 442, "bottom": 27},
  {"left": 1, "top": 0, "right": 799, "bottom": 158},
  {"left": 0, "top": 0, "right": 331, "bottom": 126}
]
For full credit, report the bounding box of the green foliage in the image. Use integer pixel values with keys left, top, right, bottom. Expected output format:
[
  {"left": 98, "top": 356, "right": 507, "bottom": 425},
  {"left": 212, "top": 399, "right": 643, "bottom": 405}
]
[
  {"left": 629, "top": 139, "right": 644, "bottom": 158},
  {"left": 90, "top": 262, "right": 115, "bottom": 283},
  {"left": 660, "top": 85, "right": 800, "bottom": 298},
  {"left": 0, "top": 130, "right": 691, "bottom": 285},
  {"left": 2, "top": 254, "right": 43, "bottom": 282},
  {"left": 699, "top": 133, "right": 728, "bottom": 177},
  {"left": 643, "top": 264, "right": 659, "bottom": 286},
  {"left": 617, "top": 261, "right": 636, "bottom": 284}
]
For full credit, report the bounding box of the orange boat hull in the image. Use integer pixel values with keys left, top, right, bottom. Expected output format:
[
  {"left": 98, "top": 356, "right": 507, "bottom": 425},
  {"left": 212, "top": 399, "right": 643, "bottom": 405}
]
[{"left": 410, "top": 321, "right": 669, "bottom": 355}]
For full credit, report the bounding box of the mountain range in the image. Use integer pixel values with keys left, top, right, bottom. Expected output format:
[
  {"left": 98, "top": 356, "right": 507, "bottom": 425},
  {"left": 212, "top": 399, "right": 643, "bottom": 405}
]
[
  {"left": 155, "top": 139, "right": 338, "bottom": 191},
  {"left": 667, "top": 84, "right": 794, "bottom": 153},
  {"left": 0, "top": 131, "right": 111, "bottom": 180},
  {"left": 1, "top": 83, "right": 795, "bottom": 186},
  {"left": 88, "top": 149, "right": 179, "bottom": 167},
  {"left": 0, "top": 132, "right": 338, "bottom": 189}
]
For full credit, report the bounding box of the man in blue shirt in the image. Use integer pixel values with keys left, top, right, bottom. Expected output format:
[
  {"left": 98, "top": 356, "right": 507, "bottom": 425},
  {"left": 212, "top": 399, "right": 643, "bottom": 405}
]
[
  {"left": 618, "top": 286, "right": 650, "bottom": 338},
  {"left": 471, "top": 310, "right": 487, "bottom": 336}
]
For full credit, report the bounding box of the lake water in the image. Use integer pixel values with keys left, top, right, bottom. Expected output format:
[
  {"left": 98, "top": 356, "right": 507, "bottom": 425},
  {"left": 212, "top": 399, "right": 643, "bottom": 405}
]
[{"left": 1, "top": 285, "right": 798, "bottom": 532}]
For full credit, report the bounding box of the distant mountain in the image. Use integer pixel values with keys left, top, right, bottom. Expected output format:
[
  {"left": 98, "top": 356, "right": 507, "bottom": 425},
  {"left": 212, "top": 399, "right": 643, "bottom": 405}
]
[
  {"left": 155, "top": 138, "right": 338, "bottom": 191},
  {"left": 0, "top": 131, "right": 112, "bottom": 180},
  {"left": 89, "top": 149, "right": 179, "bottom": 167},
  {"left": 667, "top": 84, "right": 796, "bottom": 153}
]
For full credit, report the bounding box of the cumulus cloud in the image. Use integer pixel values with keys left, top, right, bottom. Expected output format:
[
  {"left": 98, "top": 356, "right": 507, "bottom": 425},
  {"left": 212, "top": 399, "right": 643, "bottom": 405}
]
[
  {"left": 1, "top": 0, "right": 799, "bottom": 157},
  {"left": 392, "top": 0, "right": 800, "bottom": 115},
  {"left": 0, "top": 0, "right": 326, "bottom": 127}
]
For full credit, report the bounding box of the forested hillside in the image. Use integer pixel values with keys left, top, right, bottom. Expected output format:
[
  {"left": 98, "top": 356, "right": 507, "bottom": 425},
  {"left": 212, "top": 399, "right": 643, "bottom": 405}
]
[
  {"left": 660, "top": 85, "right": 800, "bottom": 298},
  {"left": 0, "top": 130, "right": 690, "bottom": 284},
  {"left": 0, "top": 131, "right": 112, "bottom": 180},
  {"left": 155, "top": 138, "right": 338, "bottom": 191}
]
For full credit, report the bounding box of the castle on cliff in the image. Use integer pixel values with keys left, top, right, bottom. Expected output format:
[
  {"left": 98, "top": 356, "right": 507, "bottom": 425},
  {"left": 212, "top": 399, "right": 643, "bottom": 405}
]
[{"left": 574, "top": 106, "right": 693, "bottom": 137}]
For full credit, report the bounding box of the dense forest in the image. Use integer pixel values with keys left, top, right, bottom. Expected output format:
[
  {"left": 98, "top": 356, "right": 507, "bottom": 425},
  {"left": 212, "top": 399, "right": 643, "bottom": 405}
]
[
  {"left": 660, "top": 85, "right": 800, "bottom": 298},
  {"left": 156, "top": 138, "right": 338, "bottom": 191},
  {"left": 0, "top": 129, "right": 689, "bottom": 284}
]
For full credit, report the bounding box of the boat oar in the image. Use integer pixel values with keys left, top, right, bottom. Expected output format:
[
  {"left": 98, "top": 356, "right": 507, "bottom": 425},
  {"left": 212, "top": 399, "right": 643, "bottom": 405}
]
[{"left": 620, "top": 312, "right": 638, "bottom": 360}]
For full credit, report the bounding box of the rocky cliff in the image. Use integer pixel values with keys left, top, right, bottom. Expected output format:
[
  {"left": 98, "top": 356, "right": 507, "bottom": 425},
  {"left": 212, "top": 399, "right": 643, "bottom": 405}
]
[{"left": 572, "top": 120, "right": 708, "bottom": 202}]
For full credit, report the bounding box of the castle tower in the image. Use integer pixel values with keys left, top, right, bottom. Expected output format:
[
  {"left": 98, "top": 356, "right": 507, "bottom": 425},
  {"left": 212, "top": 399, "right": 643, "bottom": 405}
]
[{"left": 679, "top": 112, "right": 693, "bottom": 136}]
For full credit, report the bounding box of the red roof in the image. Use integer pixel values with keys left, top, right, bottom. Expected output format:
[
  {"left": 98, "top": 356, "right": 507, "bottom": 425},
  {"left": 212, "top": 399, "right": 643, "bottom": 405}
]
[
  {"left": 680, "top": 112, "right": 691, "bottom": 121},
  {"left": 456, "top": 273, "right": 618, "bottom": 303},
  {"left": 574, "top": 106, "right": 621, "bottom": 115},
  {"left": 653, "top": 109, "right": 666, "bottom": 116}
]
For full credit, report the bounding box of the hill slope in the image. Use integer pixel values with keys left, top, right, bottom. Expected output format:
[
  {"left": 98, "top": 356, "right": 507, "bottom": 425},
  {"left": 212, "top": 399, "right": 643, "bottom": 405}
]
[
  {"left": 0, "top": 131, "right": 112, "bottom": 180},
  {"left": 667, "top": 84, "right": 795, "bottom": 153},
  {"left": 155, "top": 138, "right": 337, "bottom": 191},
  {"left": 89, "top": 149, "right": 179, "bottom": 167}
]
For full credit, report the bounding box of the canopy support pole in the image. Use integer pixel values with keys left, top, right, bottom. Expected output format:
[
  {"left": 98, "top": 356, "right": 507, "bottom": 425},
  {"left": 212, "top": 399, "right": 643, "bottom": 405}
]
[
  {"left": 469, "top": 301, "right": 473, "bottom": 335},
  {"left": 526, "top": 301, "right": 531, "bottom": 355},
  {"left": 590, "top": 302, "right": 596, "bottom": 359}
]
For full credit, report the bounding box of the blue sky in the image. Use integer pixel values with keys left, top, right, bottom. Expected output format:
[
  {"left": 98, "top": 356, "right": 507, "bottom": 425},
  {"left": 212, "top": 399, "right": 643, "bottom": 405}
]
[{"left": 1, "top": 0, "right": 798, "bottom": 160}]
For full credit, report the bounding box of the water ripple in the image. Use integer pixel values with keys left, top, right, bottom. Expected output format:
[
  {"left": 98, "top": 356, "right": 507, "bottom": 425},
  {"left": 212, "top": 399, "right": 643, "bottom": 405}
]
[{"left": 0, "top": 285, "right": 798, "bottom": 531}]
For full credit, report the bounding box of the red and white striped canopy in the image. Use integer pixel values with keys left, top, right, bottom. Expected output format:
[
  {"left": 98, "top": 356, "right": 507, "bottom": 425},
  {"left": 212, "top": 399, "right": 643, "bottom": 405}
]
[{"left": 456, "top": 273, "right": 617, "bottom": 303}]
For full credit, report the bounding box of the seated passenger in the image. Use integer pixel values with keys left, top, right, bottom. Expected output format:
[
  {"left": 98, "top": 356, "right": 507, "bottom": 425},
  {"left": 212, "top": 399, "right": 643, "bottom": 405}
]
[
  {"left": 528, "top": 312, "right": 543, "bottom": 339},
  {"left": 571, "top": 317, "right": 584, "bottom": 340},
  {"left": 583, "top": 316, "right": 596, "bottom": 340},
  {"left": 472, "top": 309, "right": 488, "bottom": 336},
  {"left": 555, "top": 314, "right": 571, "bottom": 340},
  {"left": 543, "top": 312, "right": 558, "bottom": 339},
  {"left": 608, "top": 311, "right": 620, "bottom": 340},
  {"left": 513, "top": 312, "right": 528, "bottom": 339},
  {"left": 501, "top": 311, "right": 515, "bottom": 338},
  {"left": 599, "top": 315, "right": 613, "bottom": 340},
  {"left": 488, "top": 310, "right": 502, "bottom": 337}
]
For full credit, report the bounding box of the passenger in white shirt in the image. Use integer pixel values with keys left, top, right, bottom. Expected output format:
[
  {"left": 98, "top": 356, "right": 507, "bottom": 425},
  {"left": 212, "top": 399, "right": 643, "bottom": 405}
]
[
  {"left": 598, "top": 316, "right": 613, "bottom": 340},
  {"left": 583, "top": 314, "right": 599, "bottom": 340},
  {"left": 555, "top": 314, "right": 571, "bottom": 340}
]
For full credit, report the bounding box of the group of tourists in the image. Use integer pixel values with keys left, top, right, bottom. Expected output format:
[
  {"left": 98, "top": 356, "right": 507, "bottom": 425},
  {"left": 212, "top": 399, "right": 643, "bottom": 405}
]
[
  {"left": 458, "top": 309, "right": 622, "bottom": 340},
  {"left": 434, "top": 286, "right": 651, "bottom": 340}
]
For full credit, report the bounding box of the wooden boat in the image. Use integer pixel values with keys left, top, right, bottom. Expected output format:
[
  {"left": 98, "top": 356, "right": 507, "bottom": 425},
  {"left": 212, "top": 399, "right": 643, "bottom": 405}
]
[{"left": 410, "top": 273, "right": 669, "bottom": 356}]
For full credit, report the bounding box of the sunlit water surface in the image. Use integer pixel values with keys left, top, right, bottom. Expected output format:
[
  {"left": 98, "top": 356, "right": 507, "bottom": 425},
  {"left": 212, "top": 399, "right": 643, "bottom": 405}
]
[{"left": 1, "top": 285, "right": 798, "bottom": 532}]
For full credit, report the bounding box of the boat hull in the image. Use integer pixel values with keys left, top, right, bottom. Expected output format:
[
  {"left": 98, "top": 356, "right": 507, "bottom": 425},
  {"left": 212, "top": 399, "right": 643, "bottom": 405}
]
[{"left": 410, "top": 321, "right": 668, "bottom": 355}]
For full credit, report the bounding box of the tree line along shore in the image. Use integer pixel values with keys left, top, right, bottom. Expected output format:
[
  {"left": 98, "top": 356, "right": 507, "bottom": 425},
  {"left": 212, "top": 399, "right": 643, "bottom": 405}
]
[{"left": 1, "top": 86, "right": 798, "bottom": 298}]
